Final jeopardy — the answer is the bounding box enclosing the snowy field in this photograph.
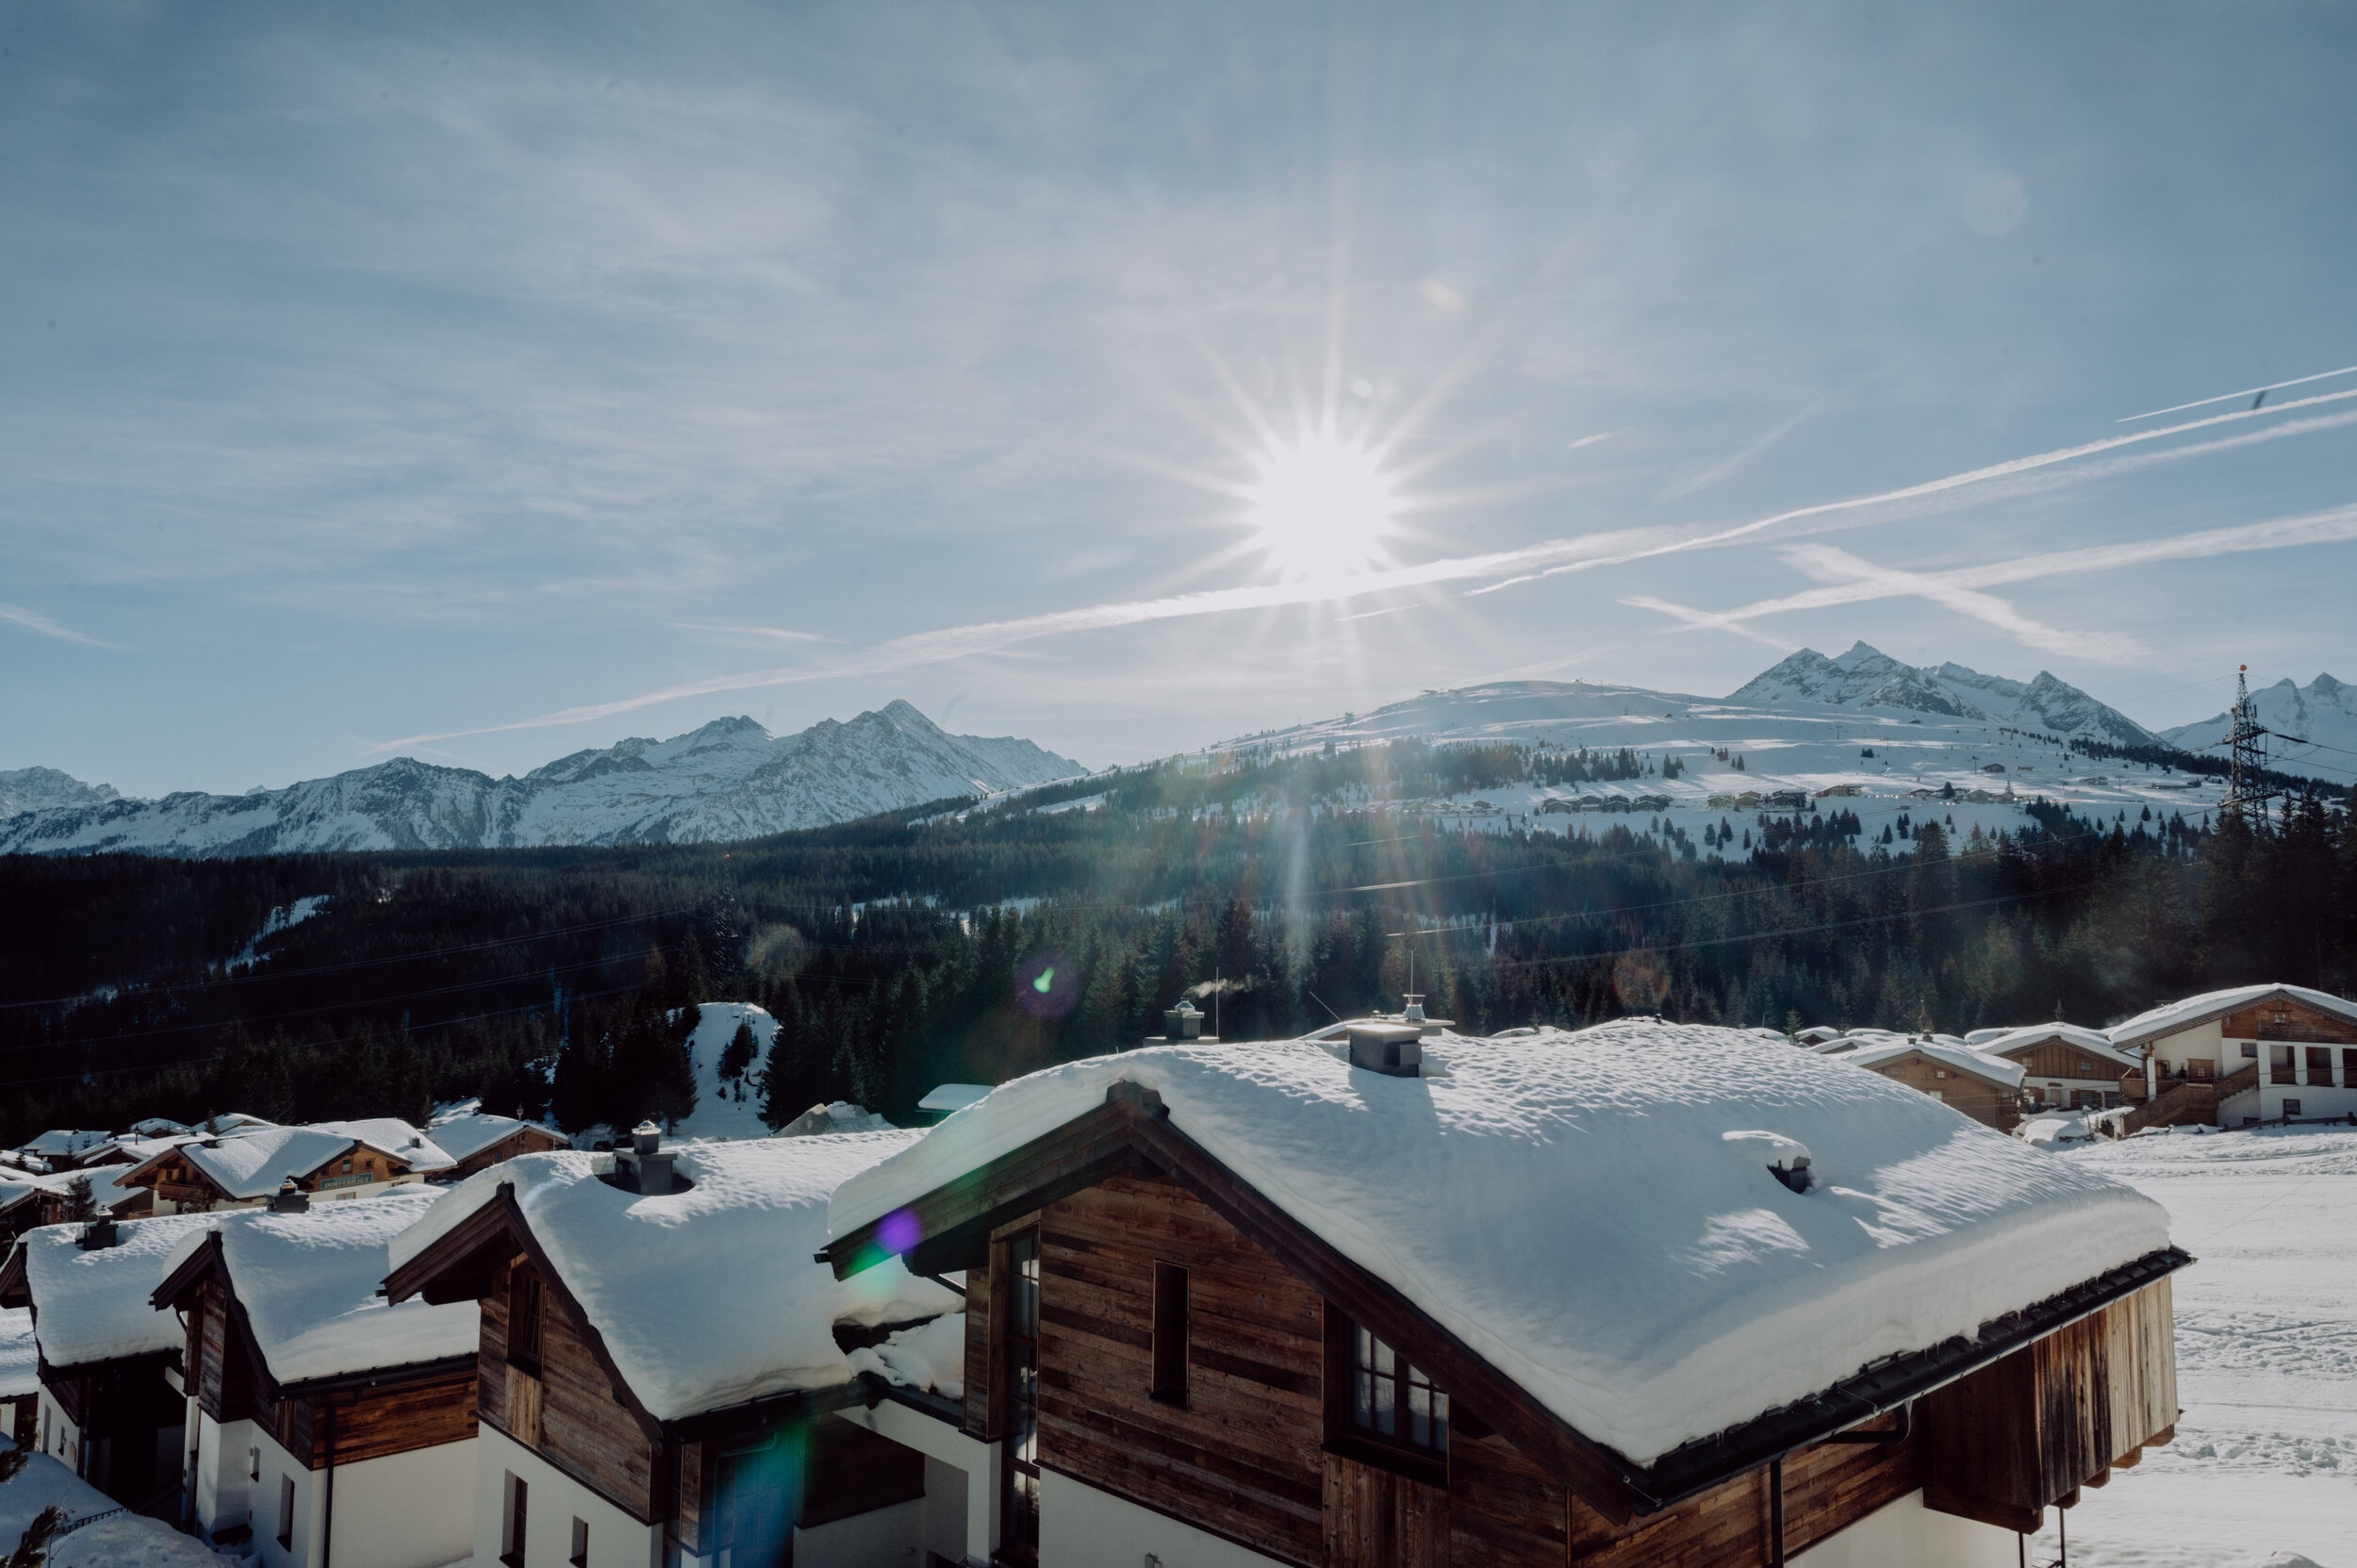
[2026,1126,2357,1567]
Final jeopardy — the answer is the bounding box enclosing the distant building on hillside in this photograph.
[115,1122,453,1214]
[423,1112,569,1178]
[1823,1032,2027,1130]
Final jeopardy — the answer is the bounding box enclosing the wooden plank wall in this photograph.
[481,1256,657,1519]
[301,1369,479,1467]
[1568,1425,1917,1568]
[2235,1001,2357,1045]
[1445,1431,1569,1565]
[1323,1452,1447,1568]
[963,1253,993,1440]
[1920,1279,2177,1527]
[1036,1175,1327,1566]
[2010,1042,2120,1081]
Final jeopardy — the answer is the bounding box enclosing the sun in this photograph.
[1243,430,1402,581]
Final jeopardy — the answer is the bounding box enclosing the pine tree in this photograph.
[718,1020,757,1086]
[62,1173,95,1223]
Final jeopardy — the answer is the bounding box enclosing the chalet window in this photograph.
[2243,1042,2259,1058]
[569,1517,587,1568]
[340,1159,353,1174]
[1000,1228,1042,1565]
[1327,1310,1448,1477]
[248,1446,259,1481]
[508,1267,545,1376]
[1150,1261,1189,1405]
[2285,1099,2303,1118]
[278,1474,296,1549]
[501,1472,528,1567]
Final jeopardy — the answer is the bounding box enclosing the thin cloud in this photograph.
[365,393,2357,754]
[1659,409,1806,501]
[678,623,825,643]
[0,602,120,649]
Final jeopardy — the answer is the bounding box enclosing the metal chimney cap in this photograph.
[632,1121,662,1155]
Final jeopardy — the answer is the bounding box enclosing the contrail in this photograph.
[0,603,121,649]
[369,387,2357,754]
[1629,502,2357,637]
[1468,381,2357,597]
[2116,361,2357,423]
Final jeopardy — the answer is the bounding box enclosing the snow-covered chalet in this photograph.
[823,1020,2187,1568]
[150,1184,482,1568]
[382,1128,965,1568]
[1971,1024,2144,1113]
[2112,982,2357,1129]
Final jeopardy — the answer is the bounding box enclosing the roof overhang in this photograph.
[821,1081,2192,1523]
[2112,985,2357,1050]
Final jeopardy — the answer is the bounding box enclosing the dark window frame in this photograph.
[276,1473,296,1550]
[1150,1261,1189,1406]
[501,1471,528,1568]
[997,1227,1042,1566]
[507,1266,544,1378]
[1321,1306,1449,1487]
[569,1516,587,1568]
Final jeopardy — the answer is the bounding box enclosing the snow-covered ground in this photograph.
[0,1451,224,1567]
[664,1001,781,1144]
[2028,1126,2357,1566]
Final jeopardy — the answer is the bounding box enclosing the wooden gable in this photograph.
[2225,996,2357,1046]
[829,1080,2186,1560]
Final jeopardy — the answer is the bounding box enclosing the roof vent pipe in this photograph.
[268,1178,309,1214]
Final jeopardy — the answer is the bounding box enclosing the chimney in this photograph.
[1162,1000,1204,1042]
[268,1177,309,1214]
[610,1120,681,1196]
[1346,1022,1423,1079]
[76,1217,118,1250]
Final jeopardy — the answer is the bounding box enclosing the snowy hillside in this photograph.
[0,765,118,818]
[0,701,1082,857]
[666,1001,782,1144]
[1189,648,2239,862]
[2161,672,2357,781]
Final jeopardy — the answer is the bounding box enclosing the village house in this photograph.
[0,1208,220,1510]
[823,1021,2183,1568]
[12,1130,114,1173]
[150,1183,481,1568]
[2,1304,35,1449]
[1814,1031,2026,1131]
[382,1128,966,1568]
[117,1121,453,1215]
[421,1112,570,1179]
[2111,982,2357,1128]
[1970,1024,2145,1112]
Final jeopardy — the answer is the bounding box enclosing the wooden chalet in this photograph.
[150,1183,481,1568]
[119,1122,450,1215]
[0,1209,219,1510]
[382,1128,967,1568]
[1971,1025,2143,1113]
[1820,1033,2025,1131]
[822,1021,2185,1568]
[421,1113,570,1179]
[2111,983,2357,1129]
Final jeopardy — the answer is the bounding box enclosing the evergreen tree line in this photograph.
[3,737,2352,1143]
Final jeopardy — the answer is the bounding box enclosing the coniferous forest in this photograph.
[3,738,2353,1146]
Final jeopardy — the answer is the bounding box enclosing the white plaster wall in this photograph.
[37,1387,82,1472]
[192,1411,263,1541]
[838,1399,996,1562]
[1792,1488,2019,1568]
[795,1496,924,1566]
[474,1420,662,1568]
[2259,1081,2357,1121]
[2151,1021,2225,1074]
[1038,1468,1287,1568]
[325,1436,478,1568]
[920,1455,969,1564]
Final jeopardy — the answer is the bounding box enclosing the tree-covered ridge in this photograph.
[1,738,2351,1145]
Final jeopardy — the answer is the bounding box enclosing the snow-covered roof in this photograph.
[20,1212,221,1366]
[831,1023,2166,1466]
[160,1186,476,1386]
[1976,1024,2142,1074]
[311,1118,455,1172]
[125,1117,191,1139]
[0,1304,36,1397]
[779,1101,893,1137]
[2107,983,2357,1050]
[421,1112,552,1164]
[1838,1037,2028,1088]
[916,1083,992,1114]
[388,1134,959,1424]
[19,1131,108,1159]
[179,1127,359,1199]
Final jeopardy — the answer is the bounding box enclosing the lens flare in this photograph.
[1243,430,1401,580]
[878,1209,922,1255]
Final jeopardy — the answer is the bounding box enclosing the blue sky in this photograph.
[5,2,2354,797]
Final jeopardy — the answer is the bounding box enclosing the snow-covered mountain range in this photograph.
[0,701,1081,857]
[1728,643,2157,746]
[2160,673,2357,776]
[0,766,120,818]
